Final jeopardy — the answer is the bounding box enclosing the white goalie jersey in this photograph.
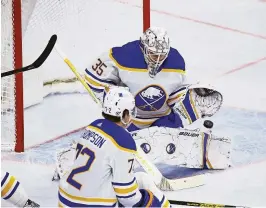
[85,40,187,129]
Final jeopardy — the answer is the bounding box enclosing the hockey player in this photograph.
[82,26,231,170]
[54,27,229,178]
[1,170,40,207]
[84,26,222,132]
[58,87,170,207]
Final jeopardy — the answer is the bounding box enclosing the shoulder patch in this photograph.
[89,119,136,153]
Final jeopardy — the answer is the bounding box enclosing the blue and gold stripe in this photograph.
[1,172,9,186]
[84,69,116,93]
[87,125,136,153]
[131,108,171,129]
[85,69,116,86]
[1,172,20,200]
[168,87,187,106]
[132,117,157,127]
[160,195,171,208]
[58,187,117,207]
[112,177,138,198]
[109,48,186,74]
[179,90,200,124]
[202,133,213,169]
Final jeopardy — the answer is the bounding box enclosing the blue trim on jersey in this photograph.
[117,192,136,199]
[203,133,208,169]
[85,69,116,85]
[182,92,197,122]
[90,119,136,152]
[112,41,147,69]
[58,193,117,207]
[112,177,136,186]
[3,181,19,200]
[164,47,186,71]
[169,86,187,97]
[135,115,160,119]
[111,40,186,72]
[169,103,175,108]
[87,83,104,93]
[1,172,9,186]
[160,195,165,204]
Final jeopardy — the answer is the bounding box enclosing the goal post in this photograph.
[143,0,150,31]
[1,0,150,152]
[13,0,24,152]
[1,0,24,152]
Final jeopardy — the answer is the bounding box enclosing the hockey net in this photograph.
[1,0,150,152]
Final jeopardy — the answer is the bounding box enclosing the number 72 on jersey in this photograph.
[67,143,134,189]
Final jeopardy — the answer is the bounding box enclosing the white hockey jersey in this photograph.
[58,119,142,207]
[85,40,187,129]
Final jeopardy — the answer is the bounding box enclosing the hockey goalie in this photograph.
[53,26,231,182]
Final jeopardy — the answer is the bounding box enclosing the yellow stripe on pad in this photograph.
[189,90,199,119]
[181,103,192,124]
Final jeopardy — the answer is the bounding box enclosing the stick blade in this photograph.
[32,34,57,68]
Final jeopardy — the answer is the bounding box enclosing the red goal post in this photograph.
[1,0,151,152]
[1,0,24,152]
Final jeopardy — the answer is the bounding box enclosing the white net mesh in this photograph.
[1,0,17,151]
[1,0,143,151]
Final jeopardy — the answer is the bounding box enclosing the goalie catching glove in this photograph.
[172,84,223,127]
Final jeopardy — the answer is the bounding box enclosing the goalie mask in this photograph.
[102,86,136,125]
[140,27,170,78]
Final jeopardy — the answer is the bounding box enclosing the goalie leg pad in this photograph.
[132,127,231,169]
[205,134,231,169]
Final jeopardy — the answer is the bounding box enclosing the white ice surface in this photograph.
[2,0,266,207]
[165,161,266,207]
[1,159,266,207]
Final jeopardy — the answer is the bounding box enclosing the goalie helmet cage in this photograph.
[1,0,150,152]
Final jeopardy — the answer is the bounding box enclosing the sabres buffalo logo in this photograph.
[166,143,176,154]
[140,143,151,154]
[135,85,166,111]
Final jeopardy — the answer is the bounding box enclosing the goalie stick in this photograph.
[54,42,205,191]
[1,35,57,78]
